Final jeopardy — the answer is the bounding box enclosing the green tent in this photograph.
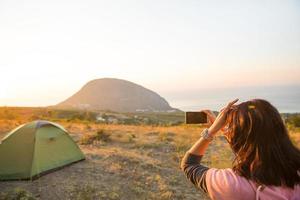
[0,120,85,180]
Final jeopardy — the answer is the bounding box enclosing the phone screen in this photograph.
[185,111,207,124]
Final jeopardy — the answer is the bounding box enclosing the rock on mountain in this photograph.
[56,78,177,112]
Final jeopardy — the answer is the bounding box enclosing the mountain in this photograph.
[56,78,178,112]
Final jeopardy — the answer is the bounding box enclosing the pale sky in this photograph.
[0,0,300,108]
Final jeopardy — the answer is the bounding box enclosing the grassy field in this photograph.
[0,108,299,200]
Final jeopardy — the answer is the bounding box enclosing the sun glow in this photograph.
[0,0,300,107]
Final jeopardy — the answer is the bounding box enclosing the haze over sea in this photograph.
[165,85,300,113]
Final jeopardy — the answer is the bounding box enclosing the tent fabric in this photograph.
[0,120,85,180]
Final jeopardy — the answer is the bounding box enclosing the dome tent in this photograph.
[0,120,85,180]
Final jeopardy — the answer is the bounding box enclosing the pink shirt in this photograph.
[206,168,300,200]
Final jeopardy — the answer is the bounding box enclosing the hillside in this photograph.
[56,78,177,113]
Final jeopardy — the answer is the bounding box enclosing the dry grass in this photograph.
[0,118,299,200]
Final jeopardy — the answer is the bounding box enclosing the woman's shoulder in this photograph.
[205,168,255,200]
[205,168,300,200]
[205,168,249,186]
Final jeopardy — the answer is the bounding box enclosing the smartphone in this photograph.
[185,111,207,124]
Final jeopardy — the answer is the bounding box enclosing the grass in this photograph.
[79,129,112,145]
[0,107,299,200]
[0,188,36,200]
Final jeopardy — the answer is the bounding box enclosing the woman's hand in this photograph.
[201,110,217,127]
[208,99,239,136]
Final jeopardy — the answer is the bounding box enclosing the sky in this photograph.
[0,0,300,110]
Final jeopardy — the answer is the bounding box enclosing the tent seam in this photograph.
[29,123,38,180]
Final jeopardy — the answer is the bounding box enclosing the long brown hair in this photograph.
[225,99,300,188]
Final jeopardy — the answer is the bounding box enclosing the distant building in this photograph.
[107,117,118,124]
[96,116,106,122]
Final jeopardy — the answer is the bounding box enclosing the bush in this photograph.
[286,114,300,127]
[79,130,111,145]
[96,130,111,142]
[127,134,136,143]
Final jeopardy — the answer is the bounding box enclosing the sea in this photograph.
[165,85,300,113]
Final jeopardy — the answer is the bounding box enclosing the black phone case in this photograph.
[185,112,207,124]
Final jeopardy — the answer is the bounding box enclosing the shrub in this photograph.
[288,115,300,127]
[127,134,136,143]
[96,130,111,142]
[79,129,111,145]
[285,114,300,127]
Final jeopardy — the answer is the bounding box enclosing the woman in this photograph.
[181,99,300,200]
